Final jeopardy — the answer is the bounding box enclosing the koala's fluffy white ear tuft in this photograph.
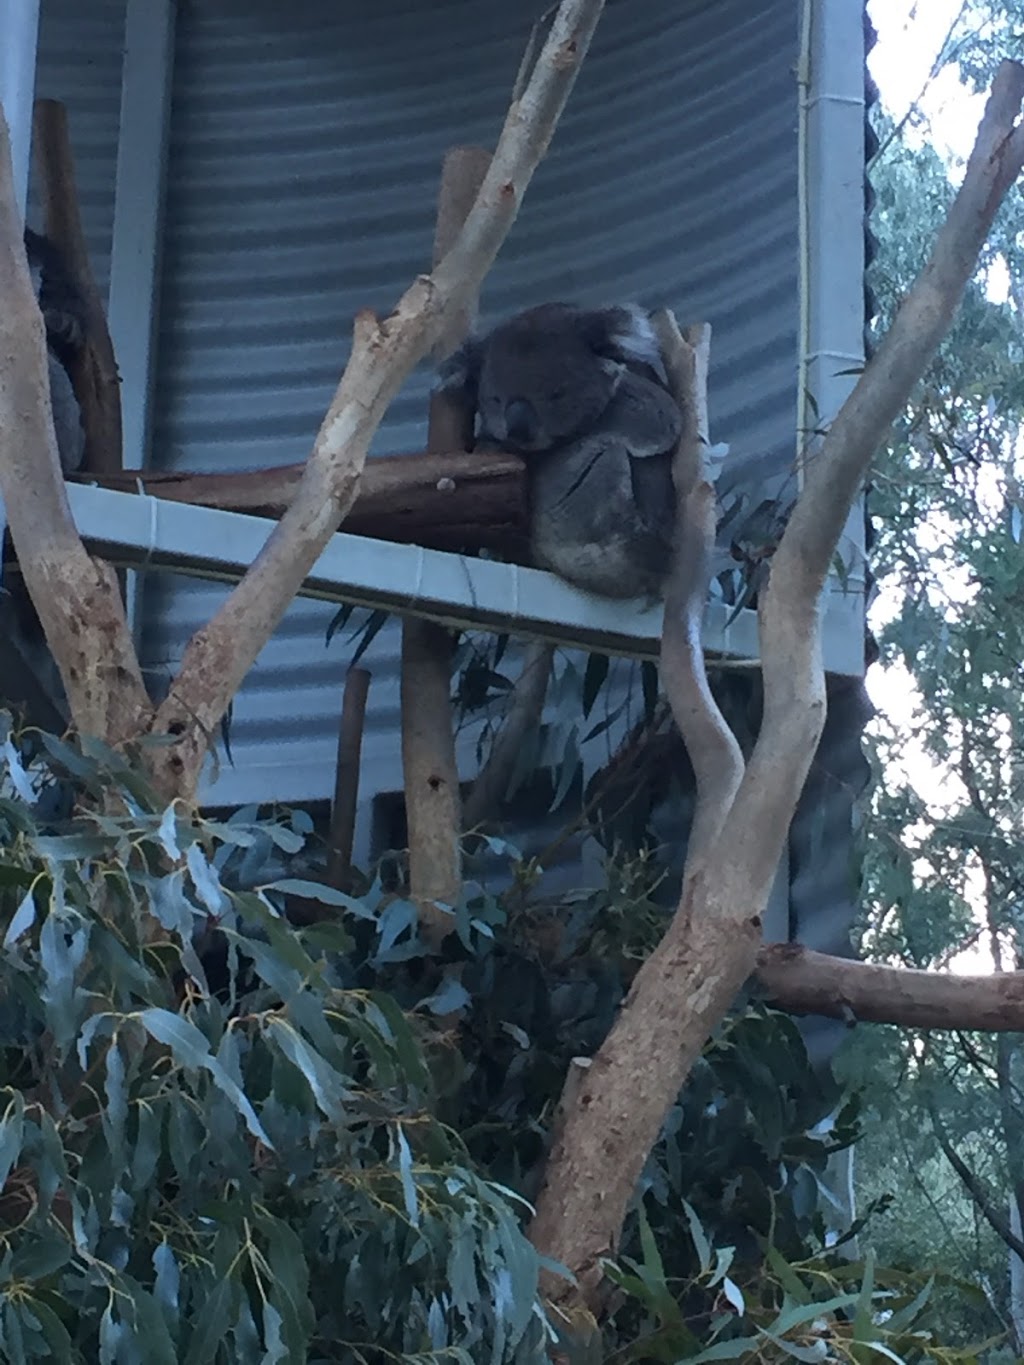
[599,305,668,384]
[436,337,481,395]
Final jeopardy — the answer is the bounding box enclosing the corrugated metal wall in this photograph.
[134,0,800,820]
[28,0,125,295]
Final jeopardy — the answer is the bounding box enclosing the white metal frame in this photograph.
[799,0,868,583]
[105,0,177,639]
[108,0,176,479]
[65,481,866,673]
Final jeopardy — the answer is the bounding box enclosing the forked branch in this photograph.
[529,59,1024,1322]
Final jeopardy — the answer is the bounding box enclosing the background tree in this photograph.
[837,3,1024,1351]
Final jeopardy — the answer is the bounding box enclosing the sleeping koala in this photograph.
[439,302,683,599]
[23,227,87,475]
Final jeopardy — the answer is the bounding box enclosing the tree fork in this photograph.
[527,60,1024,1319]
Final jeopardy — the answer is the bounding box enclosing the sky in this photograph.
[865,1,1002,970]
[864,0,983,742]
[868,0,986,162]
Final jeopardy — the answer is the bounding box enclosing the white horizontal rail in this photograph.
[66,483,865,675]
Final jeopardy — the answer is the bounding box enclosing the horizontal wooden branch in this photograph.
[72,449,529,555]
[756,943,1024,1031]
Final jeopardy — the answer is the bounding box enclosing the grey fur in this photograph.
[23,229,87,474]
[440,302,683,599]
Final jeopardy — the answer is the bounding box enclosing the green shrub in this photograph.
[0,717,988,1362]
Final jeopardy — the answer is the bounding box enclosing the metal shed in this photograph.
[3,0,869,904]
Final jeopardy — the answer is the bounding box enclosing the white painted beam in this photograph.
[66,482,865,675]
[106,0,177,642]
[800,0,868,574]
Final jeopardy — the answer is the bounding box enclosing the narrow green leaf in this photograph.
[582,653,609,719]
[682,1199,711,1273]
[395,1125,419,1228]
[265,1017,346,1122]
[138,1009,271,1148]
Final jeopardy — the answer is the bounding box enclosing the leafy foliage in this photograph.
[0,718,552,1363]
[842,24,1024,1350]
[0,721,977,1362]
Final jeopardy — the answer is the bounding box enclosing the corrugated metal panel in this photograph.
[28,0,126,299]
[140,0,801,816]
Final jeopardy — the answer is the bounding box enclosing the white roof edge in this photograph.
[67,483,865,676]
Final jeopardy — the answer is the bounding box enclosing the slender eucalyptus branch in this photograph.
[0,107,151,744]
[528,60,1024,1322]
[715,58,1024,940]
[926,1093,1024,1262]
[784,58,1024,589]
[654,313,743,862]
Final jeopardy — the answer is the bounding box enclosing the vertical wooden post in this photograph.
[326,665,371,891]
[400,146,491,942]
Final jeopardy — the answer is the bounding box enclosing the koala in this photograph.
[22,227,87,475]
[439,302,683,600]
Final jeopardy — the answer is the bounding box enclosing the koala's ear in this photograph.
[436,336,482,397]
[588,305,668,385]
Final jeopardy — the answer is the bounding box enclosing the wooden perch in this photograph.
[32,99,123,476]
[326,666,371,891]
[75,449,529,556]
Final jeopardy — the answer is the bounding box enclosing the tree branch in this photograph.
[654,314,743,860]
[528,318,756,1310]
[148,0,607,799]
[925,1093,1024,1262]
[755,944,1024,1031]
[784,58,1024,588]
[528,60,1024,1319]
[0,107,151,745]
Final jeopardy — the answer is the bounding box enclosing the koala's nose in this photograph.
[504,398,539,449]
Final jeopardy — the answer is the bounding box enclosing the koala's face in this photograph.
[475,306,621,454]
